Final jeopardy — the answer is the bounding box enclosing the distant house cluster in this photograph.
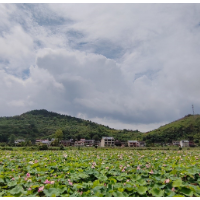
[172,140,195,147]
[14,137,195,148]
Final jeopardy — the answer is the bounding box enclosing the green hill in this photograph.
[143,114,200,144]
[0,109,142,143]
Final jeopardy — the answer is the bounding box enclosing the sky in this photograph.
[0,3,200,132]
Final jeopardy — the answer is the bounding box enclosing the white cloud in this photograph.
[0,4,200,132]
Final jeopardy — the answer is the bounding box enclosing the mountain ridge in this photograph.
[0,109,142,143]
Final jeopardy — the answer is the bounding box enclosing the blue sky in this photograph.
[0,3,200,132]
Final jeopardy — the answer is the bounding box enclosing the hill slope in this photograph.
[0,109,142,142]
[143,114,200,144]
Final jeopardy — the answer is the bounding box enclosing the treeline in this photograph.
[143,114,200,145]
[0,109,142,143]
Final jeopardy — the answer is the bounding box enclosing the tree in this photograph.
[9,134,15,145]
[55,129,63,144]
[26,140,32,146]
[92,134,100,141]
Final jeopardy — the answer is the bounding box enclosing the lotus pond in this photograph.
[1,149,200,197]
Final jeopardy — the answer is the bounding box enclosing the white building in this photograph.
[36,139,51,146]
[41,140,51,146]
[101,137,115,147]
[14,139,25,144]
[180,140,189,147]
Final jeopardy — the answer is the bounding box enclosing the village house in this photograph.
[189,141,195,147]
[35,139,51,146]
[138,141,146,147]
[172,141,180,146]
[180,140,189,147]
[100,137,115,147]
[41,140,51,146]
[84,140,95,146]
[127,140,140,147]
[94,140,101,146]
[115,140,122,146]
[74,140,85,147]
[14,139,25,145]
[60,139,74,146]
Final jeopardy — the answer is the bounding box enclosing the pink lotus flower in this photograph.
[126,179,130,182]
[122,169,125,172]
[172,187,175,192]
[69,182,73,186]
[149,169,154,174]
[51,181,55,184]
[91,165,95,169]
[28,187,32,191]
[105,167,109,169]
[165,179,170,183]
[38,186,44,192]
[44,179,51,184]
[24,177,27,181]
[26,173,31,177]
[11,177,15,180]
[35,160,38,163]
[137,166,141,170]
[12,169,14,171]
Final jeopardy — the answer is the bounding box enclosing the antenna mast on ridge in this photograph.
[192,104,194,115]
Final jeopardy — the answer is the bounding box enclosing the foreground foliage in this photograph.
[0,149,200,197]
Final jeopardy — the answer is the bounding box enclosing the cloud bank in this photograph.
[0,3,200,132]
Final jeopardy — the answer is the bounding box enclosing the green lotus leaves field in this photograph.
[0,149,200,197]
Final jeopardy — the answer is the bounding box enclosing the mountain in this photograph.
[143,114,200,144]
[0,109,142,142]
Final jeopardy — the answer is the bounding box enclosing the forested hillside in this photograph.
[0,109,142,143]
[143,114,200,145]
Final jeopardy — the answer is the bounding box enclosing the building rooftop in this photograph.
[102,137,114,139]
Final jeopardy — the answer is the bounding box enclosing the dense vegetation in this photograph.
[143,114,200,145]
[1,149,200,197]
[1,109,200,145]
[0,109,141,143]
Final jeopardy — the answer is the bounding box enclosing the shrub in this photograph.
[1,147,13,150]
[48,146,60,151]
[60,145,65,150]
[0,143,6,147]
[39,144,48,150]
[179,147,182,150]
